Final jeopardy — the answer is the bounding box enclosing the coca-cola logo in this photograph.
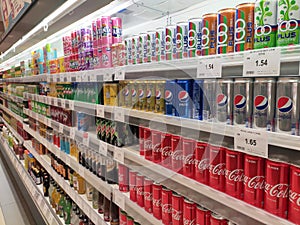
[144,140,152,150]
[144,192,153,201]
[172,150,184,160]
[244,175,265,190]
[183,218,195,225]
[225,169,244,182]
[136,187,144,196]
[183,154,196,165]
[210,163,226,176]
[153,198,161,207]
[289,190,300,206]
[195,158,210,171]
[162,146,171,157]
[265,183,289,198]
[153,143,162,153]
[162,204,172,213]
[172,208,182,221]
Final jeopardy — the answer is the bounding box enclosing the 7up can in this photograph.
[176,22,189,59]
[188,18,202,57]
[217,8,235,54]
[254,0,278,49]
[165,25,177,60]
[277,0,300,46]
[235,3,255,52]
[202,13,218,55]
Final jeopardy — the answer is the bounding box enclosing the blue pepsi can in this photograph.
[165,80,177,116]
[176,79,193,118]
[192,79,203,120]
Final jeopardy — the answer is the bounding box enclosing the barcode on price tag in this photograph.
[69,101,74,110]
[96,105,105,118]
[197,57,222,78]
[243,48,280,76]
[104,73,113,81]
[114,69,125,80]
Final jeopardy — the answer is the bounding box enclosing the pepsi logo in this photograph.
[277,96,293,113]
[178,91,189,102]
[165,90,173,102]
[234,95,246,109]
[139,89,144,98]
[131,89,137,97]
[146,90,152,98]
[217,94,228,107]
[254,95,268,111]
[156,90,161,100]
[124,88,130,97]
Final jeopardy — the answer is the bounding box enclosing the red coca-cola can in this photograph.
[136,174,144,207]
[127,216,134,225]
[210,213,228,225]
[144,128,152,161]
[288,164,300,224]
[172,193,184,225]
[225,149,244,199]
[209,143,226,191]
[129,171,137,202]
[183,138,196,179]
[152,130,162,163]
[139,126,145,156]
[196,205,211,225]
[171,135,183,174]
[161,133,172,169]
[118,164,129,192]
[264,159,289,218]
[144,178,153,213]
[183,199,196,225]
[195,140,210,185]
[243,154,265,208]
[119,210,127,225]
[152,183,162,220]
[162,187,172,225]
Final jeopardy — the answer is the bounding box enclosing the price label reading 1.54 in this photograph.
[255,59,268,67]
[197,57,222,78]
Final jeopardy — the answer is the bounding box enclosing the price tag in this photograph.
[59,124,64,133]
[113,189,125,209]
[60,74,65,82]
[76,73,82,82]
[114,69,125,81]
[82,132,89,146]
[70,128,75,139]
[67,75,72,82]
[69,101,74,110]
[61,99,66,108]
[82,73,89,82]
[90,74,97,82]
[243,48,280,76]
[234,128,268,158]
[96,105,105,118]
[99,141,108,156]
[113,147,124,164]
[103,73,113,82]
[53,98,58,106]
[197,57,222,78]
[114,107,125,122]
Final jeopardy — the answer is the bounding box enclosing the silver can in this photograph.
[253,77,276,131]
[165,25,177,60]
[156,27,166,61]
[188,17,202,57]
[147,30,156,62]
[202,79,217,121]
[216,79,233,124]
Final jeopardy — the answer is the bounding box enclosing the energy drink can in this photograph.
[155,80,165,114]
[235,3,255,52]
[146,81,156,112]
[165,25,177,60]
[176,22,189,59]
[156,27,166,61]
[216,79,233,124]
[202,13,218,55]
[217,8,235,54]
[254,0,278,49]
[188,18,202,57]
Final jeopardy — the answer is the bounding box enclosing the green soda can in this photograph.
[277,0,300,46]
[254,0,278,49]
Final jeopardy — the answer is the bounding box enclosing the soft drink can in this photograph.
[96,19,102,47]
[139,33,149,63]
[118,42,126,66]
[172,193,184,225]
[156,27,166,61]
[253,77,276,131]
[125,37,133,65]
[152,183,162,220]
[183,138,196,179]
[264,159,289,218]
[130,80,139,109]
[202,13,218,55]
[93,47,101,69]
[118,164,129,192]
[103,83,110,106]
[217,8,235,54]
[152,130,162,163]
[146,81,156,112]
[171,135,183,174]
[120,210,127,225]
[192,79,204,120]
[144,178,153,213]
[155,80,165,114]
[101,16,112,46]
[92,21,98,47]
[132,35,141,64]
[144,128,152,161]
[138,81,147,110]
[183,199,196,225]
[243,154,265,208]
[165,25,177,60]
[210,213,228,225]
[188,18,202,57]
[112,17,122,44]
[165,80,177,116]
[288,164,300,224]
[225,148,244,199]
[195,140,210,185]
[235,3,255,51]
[139,126,145,156]
[216,79,233,124]
[277,0,300,46]
[162,187,172,225]
[203,79,217,121]
[233,78,253,127]
[161,133,172,169]
[118,80,127,107]
[110,83,118,106]
[129,171,137,202]
[254,0,277,49]
[112,43,118,67]
[196,205,211,225]
[176,22,189,59]
[127,216,134,225]
[209,143,226,191]
[147,30,156,62]
[176,79,193,118]
[276,77,300,135]
[101,46,112,68]
[136,174,144,207]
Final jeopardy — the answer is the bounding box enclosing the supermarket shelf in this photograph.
[0,92,25,103]
[2,74,48,83]
[1,118,24,143]
[0,135,63,225]
[0,104,24,122]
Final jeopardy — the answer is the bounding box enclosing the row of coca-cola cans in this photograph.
[118,164,236,225]
[135,126,300,223]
